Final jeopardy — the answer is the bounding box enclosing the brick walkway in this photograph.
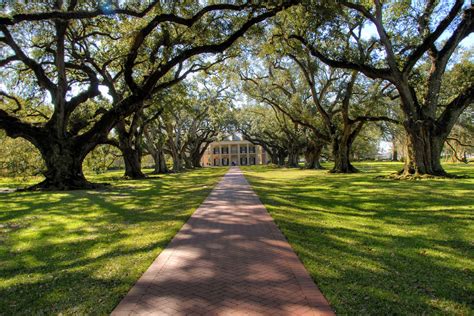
[112,167,333,316]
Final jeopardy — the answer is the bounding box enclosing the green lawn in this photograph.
[0,168,227,315]
[242,162,473,315]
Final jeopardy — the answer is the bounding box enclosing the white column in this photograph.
[237,144,240,165]
[248,144,251,164]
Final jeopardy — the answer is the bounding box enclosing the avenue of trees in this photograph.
[0,1,473,189]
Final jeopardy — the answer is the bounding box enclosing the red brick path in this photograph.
[112,167,333,316]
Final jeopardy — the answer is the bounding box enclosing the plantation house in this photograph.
[201,138,267,167]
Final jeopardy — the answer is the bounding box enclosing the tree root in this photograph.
[303,164,325,170]
[329,166,360,173]
[149,170,168,175]
[377,172,470,180]
[19,179,110,191]
[123,174,147,180]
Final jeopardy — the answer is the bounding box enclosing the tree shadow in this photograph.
[0,167,227,314]
[242,163,474,314]
[113,168,333,315]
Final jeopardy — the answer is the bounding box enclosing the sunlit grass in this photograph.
[242,162,473,315]
[0,167,227,315]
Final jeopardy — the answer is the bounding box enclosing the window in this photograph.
[213,147,220,154]
[241,157,247,165]
[249,157,256,165]
[221,147,229,154]
[240,146,247,154]
[222,158,229,166]
[249,146,256,153]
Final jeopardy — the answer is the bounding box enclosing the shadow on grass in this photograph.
[242,162,474,314]
[112,169,334,315]
[277,219,473,314]
[0,167,227,315]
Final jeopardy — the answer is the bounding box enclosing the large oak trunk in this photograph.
[392,148,398,161]
[152,149,168,174]
[171,153,183,172]
[402,121,446,176]
[287,149,299,168]
[269,153,279,164]
[185,142,204,169]
[123,146,146,179]
[304,143,324,169]
[191,143,209,168]
[192,154,202,168]
[277,153,286,166]
[33,139,94,190]
[330,136,358,173]
[184,157,194,169]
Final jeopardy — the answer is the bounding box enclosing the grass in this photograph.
[242,162,474,315]
[0,167,227,315]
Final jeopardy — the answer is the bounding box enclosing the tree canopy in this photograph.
[0,0,473,189]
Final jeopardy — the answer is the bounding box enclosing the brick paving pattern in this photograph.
[112,167,333,316]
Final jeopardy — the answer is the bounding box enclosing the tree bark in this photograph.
[190,148,204,168]
[192,155,202,168]
[172,157,183,172]
[170,151,183,172]
[269,153,278,164]
[330,134,358,173]
[304,143,324,169]
[287,148,299,167]
[31,138,96,190]
[117,137,146,179]
[143,123,168,174]
[391,144,398,161]
[401,120,446,176]
[184,156,194,169]
[123,146,146,179]
[184,143,205,169]
[192,142,211,168]
[151,149,168,174]
[277,154,286,166]
[114,111,147,179]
